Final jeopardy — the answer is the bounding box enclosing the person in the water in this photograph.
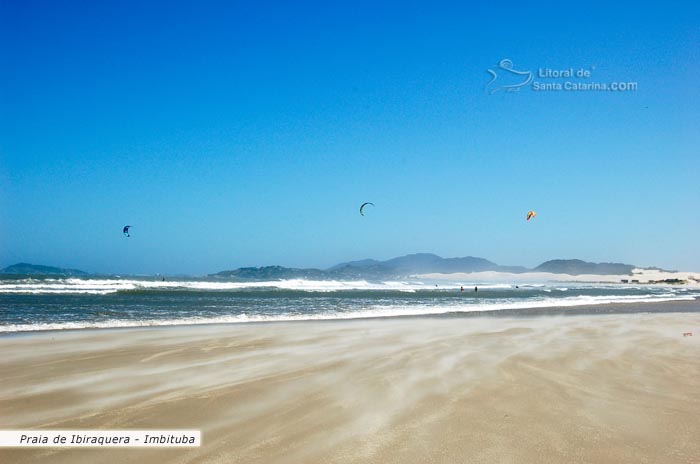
[474,286,478,292]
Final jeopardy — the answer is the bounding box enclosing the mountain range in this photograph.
[0,255,640,280]
[211,253,637,280]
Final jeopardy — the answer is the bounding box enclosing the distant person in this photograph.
[460,286,464,292]
[474,286,478,292]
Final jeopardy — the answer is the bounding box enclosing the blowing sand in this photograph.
[418,268,700,286]
[1,309,700,463]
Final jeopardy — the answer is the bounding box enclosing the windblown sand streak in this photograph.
[1,309,699,463]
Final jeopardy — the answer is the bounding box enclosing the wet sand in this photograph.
[2,306,700,463]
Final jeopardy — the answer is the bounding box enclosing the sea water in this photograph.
[1,276,698,332]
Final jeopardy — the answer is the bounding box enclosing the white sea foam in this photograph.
[1,293,695,333]
[0,278,436,294]
[0,278,619,295]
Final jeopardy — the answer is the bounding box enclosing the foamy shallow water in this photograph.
[1,277,698,332]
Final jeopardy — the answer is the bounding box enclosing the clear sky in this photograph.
[1,1,699,275]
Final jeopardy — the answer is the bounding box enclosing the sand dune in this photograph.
[418,268,700,286]
[1,309,700,463]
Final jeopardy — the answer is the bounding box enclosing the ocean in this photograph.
[1,276,699,333]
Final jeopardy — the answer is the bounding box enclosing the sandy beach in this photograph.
[2,304,700,464]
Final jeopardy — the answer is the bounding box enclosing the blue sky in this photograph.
[1,1,699,275]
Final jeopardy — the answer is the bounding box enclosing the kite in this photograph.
[123,225,132,237]
[360,202,374,216]
[526,211,536,221]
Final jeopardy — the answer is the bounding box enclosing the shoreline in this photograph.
[2,298,699,337]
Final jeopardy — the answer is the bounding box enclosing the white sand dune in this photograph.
[418,268,700,286]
